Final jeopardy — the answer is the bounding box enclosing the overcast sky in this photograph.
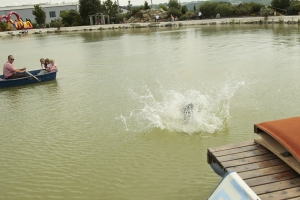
[0,0,190,7]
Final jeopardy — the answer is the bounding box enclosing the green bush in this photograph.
[181,5,188,14]
[260,6,272,17]
[51,19,63,28]
[167,8,182,18]
[215,3,235,17]
[0,21,7,31]
[239,7,250,15]
[180,14,189,20]
[144,1,150,10]
[168,0,181,10]
[186,11,196,19]
[31,22,37,28]
[231,2,263,16]
[60,10,83,27]
[249,2,264,12]
[199,2,218,18]
[131,6,144,17]
[115,13,127,23]
[175,1,268,18]
[239,3,252,14]
[294,3,300,12]
[179,11,195,20]
[271,0,289,10]
[158,4,168,11]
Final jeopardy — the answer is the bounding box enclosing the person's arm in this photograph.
[45,64,51,71]
[52,64,58,71]
[15,67,26,73]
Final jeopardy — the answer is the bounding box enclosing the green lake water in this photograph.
[1,24,300,199]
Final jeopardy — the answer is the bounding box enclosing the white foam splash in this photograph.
[119,81,244,134]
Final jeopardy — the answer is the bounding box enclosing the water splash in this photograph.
[119,81,244,134]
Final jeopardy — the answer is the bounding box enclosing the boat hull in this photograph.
[0,70,57,88]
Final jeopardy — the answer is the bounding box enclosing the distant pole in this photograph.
[151,0,154,9]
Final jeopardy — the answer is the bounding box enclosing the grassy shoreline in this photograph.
[1,15,300,38]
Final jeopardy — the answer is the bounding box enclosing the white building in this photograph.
[0,2,78,23]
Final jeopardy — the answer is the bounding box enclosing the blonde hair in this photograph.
[40,58,44,67]
[49,59,55,65]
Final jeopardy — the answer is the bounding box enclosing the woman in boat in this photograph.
[40,58,45,68]
[46,59,58,72]
[40,58,50,70]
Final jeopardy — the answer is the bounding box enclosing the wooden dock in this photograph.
[207,140,300,199]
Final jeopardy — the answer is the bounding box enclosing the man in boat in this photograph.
[3,55,27,79]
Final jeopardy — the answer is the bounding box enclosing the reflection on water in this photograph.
[1,24,300,199]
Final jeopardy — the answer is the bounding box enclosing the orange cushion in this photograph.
[255,116,300,162]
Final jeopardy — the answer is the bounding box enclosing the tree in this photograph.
[181,5,188,14]
[168,0,181,10]
[144,1,150,10]
[215,3,235,17]
[32,5,46,26]
[60,10,83,26]
[129,6,144,16]
[271,0,289,10]
[294,3,300,12]
[168,0,182,17]
[193,4,196,11]
[103,0,119,19]
[158,3,168,11]
[199,2,218,18]
[249,2,264,13]
[79,0,102,25]
[127,0,133,15]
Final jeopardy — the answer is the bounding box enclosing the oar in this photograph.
[26,71,41,82]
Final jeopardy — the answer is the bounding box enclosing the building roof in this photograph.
[0,2,77,11]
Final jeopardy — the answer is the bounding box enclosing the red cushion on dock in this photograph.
[255,116,300,162]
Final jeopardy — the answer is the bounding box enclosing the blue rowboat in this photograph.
[0,70,57,88]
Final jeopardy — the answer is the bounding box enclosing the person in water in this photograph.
[3,55,27,79]
[183,103,194,122]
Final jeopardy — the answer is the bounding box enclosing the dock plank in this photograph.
[239,164,292,180]
[251,177,300,195]
[227,158,285,172]
[221,153,278,168]
[258,187,300,199]
[245,170,299,187]
[218,148,271,162]
[213,144,265,157]
[209,140,255,152]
